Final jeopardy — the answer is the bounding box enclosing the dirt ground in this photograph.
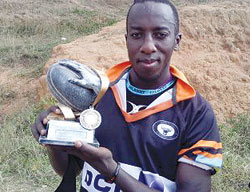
[38,0,250,122]
[0,0,249,191]
[1,0,249,121]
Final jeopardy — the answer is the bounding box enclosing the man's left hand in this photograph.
[66,141,117,179]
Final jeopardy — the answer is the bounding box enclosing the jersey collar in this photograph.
[107,61,196,103]
[107,61,196,122]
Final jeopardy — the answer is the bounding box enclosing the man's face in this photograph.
[126,2,181,88]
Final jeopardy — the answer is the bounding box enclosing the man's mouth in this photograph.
[137,59,160,64]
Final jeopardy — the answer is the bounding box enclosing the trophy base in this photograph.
[39,137,100,147]
[39,120,99,147]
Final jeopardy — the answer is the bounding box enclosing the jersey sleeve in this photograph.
[177,93,222,173]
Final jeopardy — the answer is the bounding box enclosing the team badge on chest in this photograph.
[152,120,179,140]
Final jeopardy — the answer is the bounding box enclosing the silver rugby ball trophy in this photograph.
[39,59,109,147]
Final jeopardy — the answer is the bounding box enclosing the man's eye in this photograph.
[154,32,169,39]
[131,33,142,39]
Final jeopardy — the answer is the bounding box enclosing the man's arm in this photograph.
[115,167,160,192]
[176,162,211,192]
[31,106,160,192]
[72,141,212,192]
[70,141,161,192]
[31,108,211,191]
[46,146,70,176]
[30,106,82,176]
[116,161,212,192]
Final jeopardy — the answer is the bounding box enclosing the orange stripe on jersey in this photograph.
[192,150,223,159]
[123,101,174,123]
[183,155,193,161]
[111,85,174,122]
[178,140,222,156]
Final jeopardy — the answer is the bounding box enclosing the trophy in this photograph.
[39,59,109,147]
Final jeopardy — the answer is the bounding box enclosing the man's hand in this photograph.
[30,106,72,176]
[66,141,117,179]
[30,106,62,141]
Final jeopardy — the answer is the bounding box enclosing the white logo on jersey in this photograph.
[152,120,179,140]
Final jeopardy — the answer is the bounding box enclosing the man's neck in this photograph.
[128,69,171,89]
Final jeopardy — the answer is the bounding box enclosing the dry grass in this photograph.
[0,0,126,74]
[0,0,121,115]
[0,0,125,190]
[0,104,60,191]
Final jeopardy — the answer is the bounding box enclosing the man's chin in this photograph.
[136,73,163,85]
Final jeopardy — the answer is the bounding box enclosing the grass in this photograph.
[1,105,249,191]
[0,0,120,190]
[0,103,60,191]
[212,114,250,192]
[0,1,117,78]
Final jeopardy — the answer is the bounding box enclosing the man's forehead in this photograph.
[128,2,176,29]
[129,21,176,30]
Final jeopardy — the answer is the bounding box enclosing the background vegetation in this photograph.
[0,0,249,191]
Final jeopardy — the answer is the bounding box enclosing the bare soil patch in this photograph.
[38,0,250,122]
[0,66,38,116]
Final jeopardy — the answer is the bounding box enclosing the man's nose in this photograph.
[140,35,157,54]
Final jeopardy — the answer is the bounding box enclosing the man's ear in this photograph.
[174,32,182,51]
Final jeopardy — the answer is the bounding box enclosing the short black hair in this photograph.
[126,0,179,35]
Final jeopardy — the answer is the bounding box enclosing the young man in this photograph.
[31,0,222,191]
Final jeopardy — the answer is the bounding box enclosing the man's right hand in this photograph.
[30,106,62,142]
[30,106,72,176]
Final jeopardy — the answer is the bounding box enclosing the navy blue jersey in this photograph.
[80,61,222,192]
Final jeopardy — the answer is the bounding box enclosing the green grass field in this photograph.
[0,1,120,190]
[0,0,249,191]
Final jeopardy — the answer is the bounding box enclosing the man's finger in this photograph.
[75,141,83,148]
[43,117,49,125]
[49,106,62,115]
[33,106,60,135]
[30,124,40,141]
[74,141,98,155]
[35,118,47,136]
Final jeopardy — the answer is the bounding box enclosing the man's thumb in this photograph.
[75,141,83,148]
